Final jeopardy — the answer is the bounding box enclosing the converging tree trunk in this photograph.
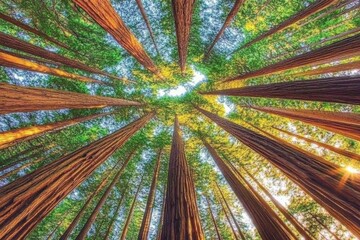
[156,185,167,240]
[0,83,141,114]
[217,195,240,240]
[224,34,360,82]
[196,107,360,238]
[138,149,163,240]
[293,60,360,77]
[0,112,154,239]
[160,116,204,239]
[73,0,159,74]
[250,106,360,141]
[205,196,223,240]
[172,0,196,72]
[202,139,295,240]
[204,75,360,105]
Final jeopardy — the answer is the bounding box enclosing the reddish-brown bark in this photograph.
[172,0,196,72]
[0,112,154,239]
[0,83,141,114]
[224,34,360,82]
[203,139,295,240]
[251,106,360,141]
[73,0,158,74]
[197,107,360,238]
[205,196,223,240]
[293,61,360,77]
[205,75,360,105]
[160,116,204,239]
[138,149,162,240]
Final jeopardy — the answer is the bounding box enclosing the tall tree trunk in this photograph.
[0,49,65,67]
[224,34,360,82]
[239,0,337,50]
[172,0,196,72]
[156,185,167,240]
[309,212,342,240]
[217,195,240,240]
[293,60,360,77]
[73,0,159,75]
[138,149,163,240]
[120,175,145,240]
[0,12,70,50]
[0,112,154,239]
[196,107,360,238]
[135,0,160,56]
[273,127,360,161]
[0,112,111,150]
[202,139,295,240]
[205,75,360,105]
[0,32,124,81]
[250,105,360,141]
[0,83,141,114]
[160,116,204,239]
[205,195,223,240]
[204,0,245,59]
[75,149,137,240]
[0,51,104,85]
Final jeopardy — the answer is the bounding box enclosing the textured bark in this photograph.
[197,107,360,238]
[160,116,204,240]
[0,51,104,84]
[138,149,163,240]
[239,0,337,50]
[135,0,160,56]
[0,113,154,239]
[204,0,245,59]
[76,149,137,240]
[205,196,223,240]
[0,83,141,114]
[202,139,295,240]
[120,175,145,240]
[251,106,360,141]
[172,0,196,72]
[0,49,64,67]
[73,0,158,74]
[224,34,360,82]
[273,127,360,161]
[0,112,111,150]
[205,75,360,105]
[0,12,70,50]
[0,32,123,81]
[293,60,360,77]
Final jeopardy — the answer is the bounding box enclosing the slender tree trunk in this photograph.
[239,0,337,50]
[250,105,360,141]
[217,196,240,240]
[0,112,154,239]
[0,49,64,67]
[273,127,360,161]
[156,185,167,240]
[309,213,342,240]
[76,149,137,240]
[0,83,141,114]
[0,12,70,50]
[204,0,245,59]
[202,139,295,240]
[120,175,145,240]
[205,196,223,240]
[135,0,160,56]
[0,112,111,150]
[73,0,158,75]
[138,149,163,240]
[293,60,360,77]
[0,51,104,84]
[160,116,204,239]
[224,34,360,82]
[205,75,360,105]
[196,107,360,238]
[172,0,196,72]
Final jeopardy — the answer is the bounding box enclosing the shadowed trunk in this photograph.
[293,61,360,77]
[204,0,245,59]
[205,196,223,240]
[172,0,196,72]
[160,116,204,239]
[0,83,141,114]
[73,0,158,74]
[138,149,163,240]
[205,75,360,105]
[0,112,111,150]
[250,106,360,141]
[202,139,295,240]
[0,113,154,239]
[196,107,360,238]
[224,34,360,82]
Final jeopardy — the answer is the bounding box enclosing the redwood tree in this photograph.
[0,112,154,239]
[293,60,360,77]
[205,196,223,240]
